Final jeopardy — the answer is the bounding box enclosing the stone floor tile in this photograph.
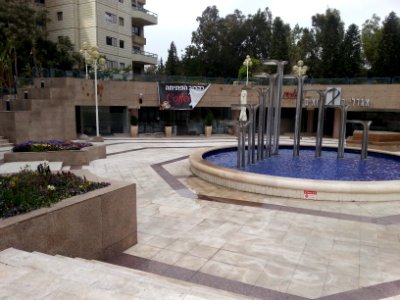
[199,260,234,278]
[188,245,219,259]
[174,254,208,271]
[151,249,184,265]
[124,244,162,259]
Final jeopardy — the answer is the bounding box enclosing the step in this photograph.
[0,249,246,299]
[0,143,13,147]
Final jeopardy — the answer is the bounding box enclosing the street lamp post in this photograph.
[79,42,89,80]
[243,55,252,86]
[80,44,106,138]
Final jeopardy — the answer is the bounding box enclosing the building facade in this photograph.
[40,0,157,73]
[1,78,400,143]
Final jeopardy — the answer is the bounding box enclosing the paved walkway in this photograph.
[79,136,400,299]
[2,135,400,299]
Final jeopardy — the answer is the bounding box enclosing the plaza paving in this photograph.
[2,135,400,299]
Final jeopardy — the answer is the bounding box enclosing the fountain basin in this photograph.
[190,146,400,201]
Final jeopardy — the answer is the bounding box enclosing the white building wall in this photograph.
[43,0,156,70]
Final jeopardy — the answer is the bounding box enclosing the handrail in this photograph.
[132,49,158,59]
[132,6,158,18]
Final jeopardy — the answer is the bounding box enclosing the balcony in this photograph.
[132,49,158,65]
[132,7,157,26]
[132,34,146,45]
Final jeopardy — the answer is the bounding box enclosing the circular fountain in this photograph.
[190,60,400,202]
[190,146,400,202]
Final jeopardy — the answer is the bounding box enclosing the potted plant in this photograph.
[204,110,214,137]
[130,115,139,137]
[164,110,173,137]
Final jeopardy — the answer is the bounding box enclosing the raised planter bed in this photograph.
[4,145,106,166]
[0,181,137,260]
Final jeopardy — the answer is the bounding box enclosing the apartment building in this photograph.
[40,0,157,73]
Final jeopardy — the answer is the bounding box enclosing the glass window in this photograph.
[57,11,63,21]
[105,12,117,24]
[107,60,118,69]
[106,36,118,47]
[119,17,124,26]
[119,40,125,48]
[132,25,140,35]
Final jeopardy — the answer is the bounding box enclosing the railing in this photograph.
[131,6,158,18]
[132,49,158,59]
[9,69,400,87]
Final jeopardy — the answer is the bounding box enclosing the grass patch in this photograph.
[0,162,109,219]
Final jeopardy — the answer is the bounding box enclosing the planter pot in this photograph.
[165,126,172,137]
[0,180,137,260]
[205,126,212,137]
[130,125,138,137]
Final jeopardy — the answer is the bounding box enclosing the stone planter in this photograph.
[130,125,138,137]
[205,126,212,137]
[4,145,106,166]
[165,126,172,137]
[0,181,137,260]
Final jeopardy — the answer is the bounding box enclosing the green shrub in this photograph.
[205,110,214,126]
[130,115,138,126]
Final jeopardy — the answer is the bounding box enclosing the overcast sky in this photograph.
[144,0,399,62]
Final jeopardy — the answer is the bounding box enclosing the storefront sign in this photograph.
[158,83,210,110]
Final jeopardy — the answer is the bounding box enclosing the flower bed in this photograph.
[12,140,93,152]
[0,162,109,219]
[4,141,106,166]
[0,169,137,259]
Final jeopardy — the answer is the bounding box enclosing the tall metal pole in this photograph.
[291,60,308,156]
[94,60,100,137]
[272,61,286,155]
[293,76,304,156]
[337,105,348,158]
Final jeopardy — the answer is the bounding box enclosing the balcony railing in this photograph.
[132,49,157,59]
[132,6,158,18]
[132,34,146,45]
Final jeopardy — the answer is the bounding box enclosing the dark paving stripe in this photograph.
[107,147,208,157]
[197,194,379,224]
[318,280,400,300]
[107,147,146,156]
[107,253,307,300]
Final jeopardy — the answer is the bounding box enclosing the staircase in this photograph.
[0,248,243,299]
[0,136,13,148]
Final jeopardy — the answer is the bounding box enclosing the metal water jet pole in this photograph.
[292,60,308,156]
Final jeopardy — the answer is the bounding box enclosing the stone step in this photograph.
[0,248,244,299]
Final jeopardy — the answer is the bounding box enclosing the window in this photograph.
[132,46,141,54]
[57,12,63,21]
[132,25,140,36]
[119,17,124,26]
[120,63,125,69]
[106,36,118,47]
[105,12,117,24]
[107,60,118,69]
[35,0,45,4]
[119,0,124,2]
[119,40,125,48]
